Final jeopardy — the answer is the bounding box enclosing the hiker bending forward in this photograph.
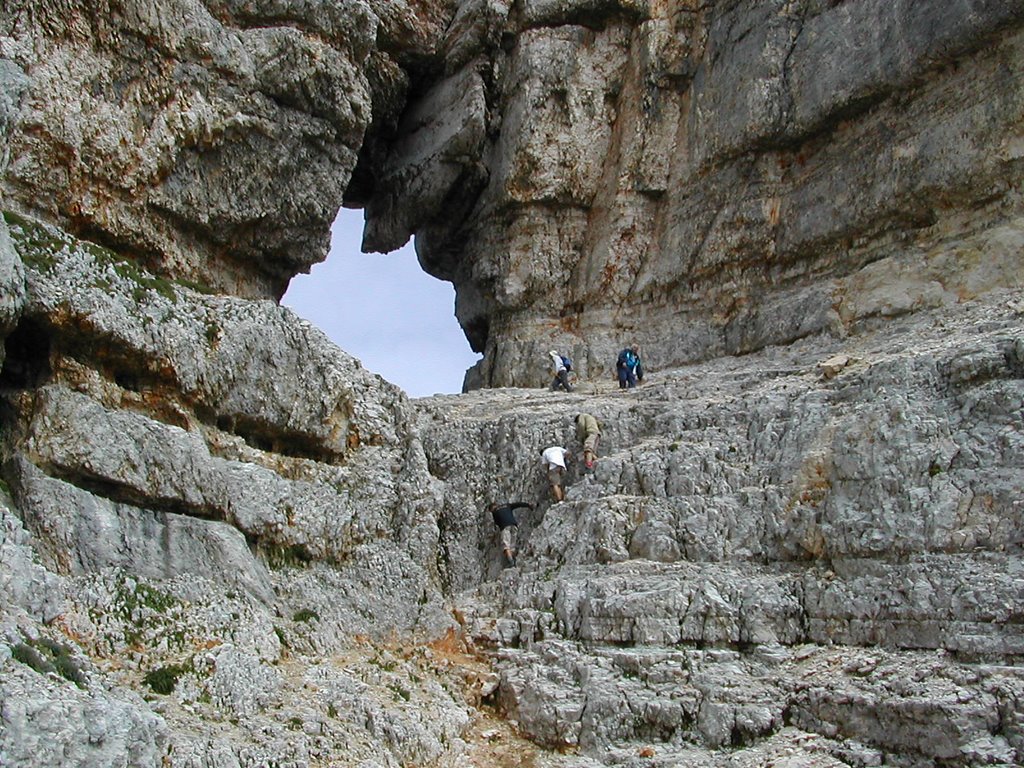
[575,413,601,469]
[541,445,570,501]
[490,502,532,567]
[548,350,572,392]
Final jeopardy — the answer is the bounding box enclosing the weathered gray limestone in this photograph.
[0,1,1022,765]
[0,211,1020,765]
[2,0,1021,386]
[360,0,1024,387]
[0,220,470,766]
[0,0,454,298]
[0,58,26,368]
[423,291,1024,764]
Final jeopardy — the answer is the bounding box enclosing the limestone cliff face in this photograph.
[358,0,1024,388]
[427,299,1024,761]
[0,0,454,299]
[0,1,1023,767]
[0,215,468,765]
[3,1,1021,382]
[2,212,1019,765]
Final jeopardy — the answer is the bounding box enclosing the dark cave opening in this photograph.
[0,318,52,391]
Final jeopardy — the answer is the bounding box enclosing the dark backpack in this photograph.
[561,355,573,372]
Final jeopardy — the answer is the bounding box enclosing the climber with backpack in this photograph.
[616,346,643,389]
[548,350,573,392]
[541,445,571,501]
[489,501,533,568]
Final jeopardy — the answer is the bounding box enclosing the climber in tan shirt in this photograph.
[575,413,600,469]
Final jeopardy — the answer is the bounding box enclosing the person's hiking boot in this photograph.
[503,549,517,568]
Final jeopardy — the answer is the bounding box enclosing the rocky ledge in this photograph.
[424,289,1024,765]
[0,0,1022,765]
[0,210,1021,765]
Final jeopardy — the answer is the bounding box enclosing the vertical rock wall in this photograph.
[0,213,467,766]
[0,3,486,764]
[359,0,1024,388]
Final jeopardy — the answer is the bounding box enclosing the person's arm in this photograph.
[510,502,533,511]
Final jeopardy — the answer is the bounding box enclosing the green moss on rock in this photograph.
[11,636,87,688]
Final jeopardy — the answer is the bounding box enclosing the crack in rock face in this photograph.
[0,0,1023,766]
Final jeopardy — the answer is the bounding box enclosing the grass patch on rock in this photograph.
[12,636,87,688]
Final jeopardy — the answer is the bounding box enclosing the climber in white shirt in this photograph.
[541,445,570,501]
[548,350,573,392]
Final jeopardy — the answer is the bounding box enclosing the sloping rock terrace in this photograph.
[0,0,1022,765]
[423,291,1024,764]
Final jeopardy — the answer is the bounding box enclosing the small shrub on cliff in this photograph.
[114,578,177,620]
[12,642,49,674]
[3,211,62,272]
[260,542,314,570]
[143,661,190,695]
[273,625,289,649]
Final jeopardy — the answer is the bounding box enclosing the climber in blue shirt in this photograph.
[616,346,643,388]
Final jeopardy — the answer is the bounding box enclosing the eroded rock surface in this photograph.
[0,0,454,298]
[423,292,1024,764]
[0,217,468,766]
[0,214,1021,766]
[0,1,1023,766]
[360,0,1024,387]
[3,1,1022,385]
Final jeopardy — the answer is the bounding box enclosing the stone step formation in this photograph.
[428,296,1024,765]
[0,211,1020,766]
[1,0,1023,759]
